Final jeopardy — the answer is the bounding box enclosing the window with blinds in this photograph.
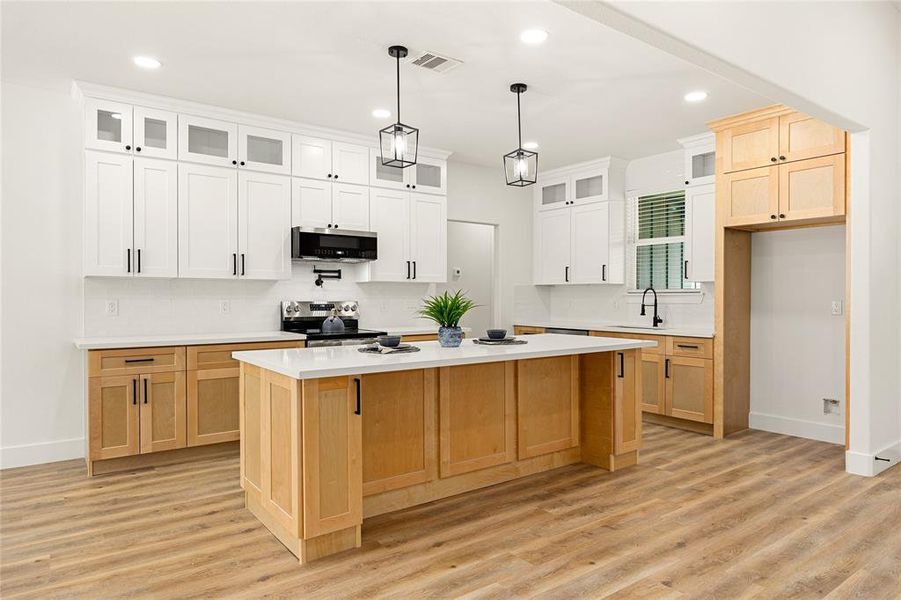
[629,190,698,291]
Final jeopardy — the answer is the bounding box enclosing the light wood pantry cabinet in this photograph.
[365,191,446,282]
[292,135,369,185]
[291,178,370,231]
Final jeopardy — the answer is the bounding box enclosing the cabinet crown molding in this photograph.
[706,103,794,132]
[677,132,715,148]
[538,155,627,182]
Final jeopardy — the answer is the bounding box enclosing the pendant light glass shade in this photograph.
[380,45,418,168]
[504,83,538,187]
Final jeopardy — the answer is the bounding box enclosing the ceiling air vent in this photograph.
[409,50,462,74]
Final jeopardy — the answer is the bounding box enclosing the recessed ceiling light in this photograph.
[133,56,162,69]
[522,141,539,150]
[519,29,548,45]
[371,108,391,119]
[684,90,708,103]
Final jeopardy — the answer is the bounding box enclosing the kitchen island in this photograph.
[234,333,655,564]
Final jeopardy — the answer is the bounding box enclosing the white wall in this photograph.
[0,81,532,468]
[439,221,496,335]
[750,226,846,444]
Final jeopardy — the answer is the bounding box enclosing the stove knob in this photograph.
[350,304,357,312]
[343,304,351,312]
[285,305,293,314]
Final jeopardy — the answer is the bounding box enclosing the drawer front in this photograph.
[187,341,304,370]
[88,346,185,377]
[591,331,664,356]
[666,336,713,359]
[401,334,438,343]
[513,326,545,336]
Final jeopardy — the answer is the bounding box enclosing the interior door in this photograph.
[178,114,237,167]
[720,117,780,172]
[133,106,177,160]
[665,356,713,423]
[720,166,779,227]
[292,178,332,229]
[535,207,571,284]
[367,189,410,281]
[569,202,610,283]
[178,163,239,278]
[84,98,133,154]
[331,183,370,231]
[778,113,845,164]
[331,142,369,185]
[778,154,845,223]
[88,375,140,460]
[409,193,447,282]
[84,151,134,276]
[292,135,332,180]
[238,125,291,175]
[133,158,178,278]
[684,183,715,282]
[238,171,291,280]
[139,371,187,454]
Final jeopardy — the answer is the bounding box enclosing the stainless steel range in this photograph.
[281,300,386,347]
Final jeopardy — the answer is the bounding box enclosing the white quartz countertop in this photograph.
[516,320,714,339]
[232,333,656,379]
[74,331,307,350]
[363,325,473,336]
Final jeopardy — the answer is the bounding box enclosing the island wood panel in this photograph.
[139,371,186,454]
[259,368,302,538]
[187,367,240,446]
[301,376,362,540]
[240,363,263,494]
[88,346,185,378]
[361,369,437,495]
[438,361,516,477]
[88,375,140,460]
[614,349,642,454]
[516,355,579,460]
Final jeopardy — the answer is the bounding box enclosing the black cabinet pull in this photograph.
[233,253,237,276]
[602,264,607,282]
[241,254,245,276]
[124,358,154,364]
[137,249,141,273]
[406,261,411,279]
[127,248,131,273]
[354,378,361,415]
[617,352,624,378]
[143,377,148,404]
[132,378,137,405]
[665,359,670,378]
[565,266,569,282]
[412,261,416,280]
[684,260,688,279]
[677,344,700,350]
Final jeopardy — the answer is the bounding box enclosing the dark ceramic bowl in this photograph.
[377,335,402,348]
[486,329,507,340]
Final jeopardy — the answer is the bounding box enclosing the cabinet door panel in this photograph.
[367,189,410,281]
[239,125,291,175]
[292,135,332,180]
[261,369,302,535]
[570,202,610,284]
[133,106,177,160]
[89,376,140,460]
[517,356,579,459]
[188,368,240,446]
[571,167,607,205]
[778,114,845,163]
[409,193,446,282]
[410,156,446,195]
[331,142,369,185]
[179,115,237,167]
[640,353,665,415]
[684,184,715,282]
[369,148,408,190]
[614,350,642,454]
[720,166,778,227]
[84,151,133,276]
[133,158,178,278]
[720,117,779,172]
[241,364,263,494]
[362,369,437,495]
[292,178,331,229]
[536,175,569,212]
[535,207,570,284]
[85,99,133,154]
[139,371,187,454]
[331,183,370,231]
[439,362,515,477]
[665,356,713,423]
[778,154,845,222]
[178,163,238,278]
[238,171,291,280]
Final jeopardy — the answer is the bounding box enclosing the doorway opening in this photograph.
[438,220,499,337]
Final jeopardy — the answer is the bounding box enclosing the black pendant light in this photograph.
[379,45,418,168]
[503,83,538,187]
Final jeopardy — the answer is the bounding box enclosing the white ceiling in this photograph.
[1,1,769,169]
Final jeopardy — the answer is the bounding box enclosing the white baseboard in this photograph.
[0,438,85,470]
[845,440,901,477]
[749,412,844,445]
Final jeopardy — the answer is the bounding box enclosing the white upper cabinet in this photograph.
[369,148,409,191]
[570,202,610,283]
[237,171,291,280]
[535,208,571,284]
[684,183,716,282]
[179,115,238,167]
[331,183,369,231]
[178,163,239,278]
[409,193,447,282]
[85,99,134,154]
[239,125,290,175]
[408,156,447,195]
[571,167,607,205]
[84,151,134,276]
[537,175,569,212]
[133,106,178,160]
[292,177,332,229]
[367,188,411,282]
[292,135,332,180]
[679,133,716,187]
[133,158,178,277]
[331,142,369,185]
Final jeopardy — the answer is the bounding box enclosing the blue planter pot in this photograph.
[438,326,463,348]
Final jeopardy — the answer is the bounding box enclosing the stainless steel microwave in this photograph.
[291,227,378,263]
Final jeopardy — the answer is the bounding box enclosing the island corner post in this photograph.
[238,345,644,564]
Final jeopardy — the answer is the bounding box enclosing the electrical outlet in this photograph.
[831,300,843,315]
[219,300,231,314]
[823,398,840,415]
[105,300,118,317]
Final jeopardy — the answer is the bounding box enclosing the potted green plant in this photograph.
[419,290,477,348]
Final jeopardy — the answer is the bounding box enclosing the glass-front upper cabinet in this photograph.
[85,99,133,154]
[178,114,237,167]
[409,156,446,195]
[133,106,177,160]
[679,133,716,187]
[369,148,408,191]
[571,167,607,205]
[238,125,291,175]
[536,175,569,212]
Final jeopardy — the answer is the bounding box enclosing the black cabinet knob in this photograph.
[327,174,332,178]
[232,160,237,165]
[770,157,777,162]
[334,224,338,228]
[779,155,786,160]
[240,161,245,166]
[136,147,142,152]
[334,174,338,179]
[770,214,777,220]
[685,180,690,185]
[406,184,410,188]
[327,224,332,228]
[125,145,131,150]
[411,184,416,189]
[779,213,786,218]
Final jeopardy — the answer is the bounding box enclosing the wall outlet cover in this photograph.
[105,300,118,316]
[831,300,843,315]
[823,398,840,415]
[219,300,231,314]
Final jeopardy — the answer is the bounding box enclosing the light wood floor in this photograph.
[2,424,899,599]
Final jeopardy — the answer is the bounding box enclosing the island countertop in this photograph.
[232,333,656,379]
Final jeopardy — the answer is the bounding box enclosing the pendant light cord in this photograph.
[516,89,522,151]
[396,54,401,124]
